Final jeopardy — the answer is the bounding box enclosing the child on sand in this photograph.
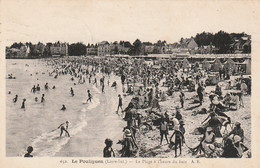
[87,90,92,102]
[103,138,115,157]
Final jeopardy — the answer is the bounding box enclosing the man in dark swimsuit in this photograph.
[116,94,123,114]
[21,98,26,109]
[58,121,70,137]
[87,90,92,102]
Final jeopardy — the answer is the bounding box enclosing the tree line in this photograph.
[7,30,251,57]
[194,31,251,54]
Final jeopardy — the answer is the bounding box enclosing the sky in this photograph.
[1,0,259,46]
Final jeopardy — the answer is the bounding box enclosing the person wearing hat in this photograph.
[121,129,138,157]
[225,122,244,142]
[159,117,169,145]
[170,125,185,157]
[58,121,70,137]
[233,135,248,158]
[24,146,33,157]
[103,138,115,157]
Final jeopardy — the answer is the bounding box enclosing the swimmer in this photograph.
[13,95,18,103]
[102,83,105,93]
[93,78,97,86]
[21,99,26,109]
[61,104,66,111]
[41,94,45,103]
[31,85,36,93]
[70,88,74,96]
[36,84,40,91]
[44,83,49,90]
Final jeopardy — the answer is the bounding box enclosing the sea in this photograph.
[6,59,127,157]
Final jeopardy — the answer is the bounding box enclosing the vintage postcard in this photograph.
[1,0,260,168]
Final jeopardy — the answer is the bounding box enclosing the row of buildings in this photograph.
[86,35,251,56]
[6,35,251,58]
[50,42,68,57]
[87,41,132,56]
[6,42,68,58]
[86,38,216,56]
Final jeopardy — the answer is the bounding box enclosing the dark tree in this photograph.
[213,31,232,53]
[129,39,142,55]
[68,42,87,56]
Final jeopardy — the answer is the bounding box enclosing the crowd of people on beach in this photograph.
[8,56,250,158]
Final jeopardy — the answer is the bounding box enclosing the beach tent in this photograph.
[202,60,212,71]
[223,58,237,73]
[211,58,223,72]
[182,58,190,70]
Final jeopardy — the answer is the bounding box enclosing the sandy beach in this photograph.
[6,58,251,158]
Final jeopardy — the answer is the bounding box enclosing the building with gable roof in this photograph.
[50,42,68,56]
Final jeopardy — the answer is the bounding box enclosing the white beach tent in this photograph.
[211,58,223,72]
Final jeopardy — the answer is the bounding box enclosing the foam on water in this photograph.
[19,86,101,157]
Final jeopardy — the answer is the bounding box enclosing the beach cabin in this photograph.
[244,59,251,75]
[236,59,251,75]
[202,60,212,71]
[223,58,237,74]
[181,58,190,71]
[211,58,223,72]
